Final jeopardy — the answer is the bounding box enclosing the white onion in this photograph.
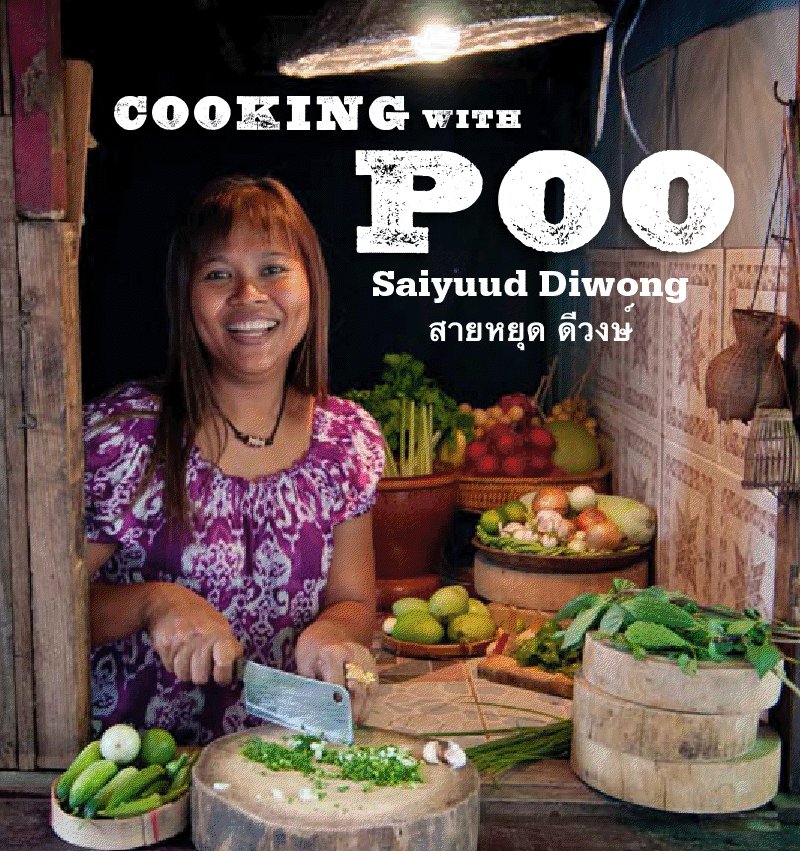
[569,485,597,513]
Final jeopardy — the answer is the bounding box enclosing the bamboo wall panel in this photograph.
[17,222,87,768]
[0,116,32,769]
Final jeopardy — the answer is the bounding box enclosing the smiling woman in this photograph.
[83,176,384,744]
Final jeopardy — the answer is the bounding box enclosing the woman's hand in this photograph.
[295,623,378,725]
[144,583,243,687]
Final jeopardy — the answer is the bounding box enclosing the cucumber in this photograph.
[55,740,102,801]
[139,778,169,799]
[83,765,138,819]
[100,792,163,819]
[165,753,187,778]
[68,759,118,810]
[168,763,191,792]
[107,764,165,809]
[160,784,189,804]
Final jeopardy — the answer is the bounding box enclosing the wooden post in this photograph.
[17,221,87,768]
[771,19,800,792]
[63,60,92,230]
[5,0,66,219]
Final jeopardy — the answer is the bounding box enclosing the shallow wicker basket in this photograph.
[50,780,189,850]
[456,463,612,512]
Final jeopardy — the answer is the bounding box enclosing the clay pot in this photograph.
[705,309,787,423]
[372,468,457,608]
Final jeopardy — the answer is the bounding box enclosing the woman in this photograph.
[85,175,384,744]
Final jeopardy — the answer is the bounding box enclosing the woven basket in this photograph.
[743,407,800,494]
[456,463,612,512]
[706,309,787,423]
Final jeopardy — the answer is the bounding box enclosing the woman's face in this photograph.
[190,217,311,384]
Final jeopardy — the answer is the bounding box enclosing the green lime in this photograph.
[428,585,469,621]
[467,598,492,619]
[391,597,429,618]
[479,509,503,535]
[392,613,445,644]
[139,728,177,766]
[447,614,497,643]
[501,500,528,524]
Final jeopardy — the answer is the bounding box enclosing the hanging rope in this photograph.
[618,0,651,157]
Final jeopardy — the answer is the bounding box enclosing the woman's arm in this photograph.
[295,511,378,722]
[87,539,242,685]
[308,510,377,645]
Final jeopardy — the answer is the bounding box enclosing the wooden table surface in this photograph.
[4,644,800,850]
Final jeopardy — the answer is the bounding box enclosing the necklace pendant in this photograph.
[245,435,268,449]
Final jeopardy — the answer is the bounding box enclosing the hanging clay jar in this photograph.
[705,309,788,423]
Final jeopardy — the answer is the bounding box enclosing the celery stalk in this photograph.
[383,435,398,477]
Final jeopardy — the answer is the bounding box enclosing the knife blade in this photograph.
[235,658,354,745]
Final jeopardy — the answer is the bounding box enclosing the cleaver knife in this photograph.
[235,658,354,745]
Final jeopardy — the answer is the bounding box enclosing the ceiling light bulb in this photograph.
[410,23,461,63]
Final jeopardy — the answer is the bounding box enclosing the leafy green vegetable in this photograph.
[745,642,783,678]
[561,601,608,650]
[624,621,688,650]
[726,618,757,637]
[241,736,423,787]
[513,620,580,675]
[548,580,798,695]
[554,592,602,621]
[598,603,628,636]
[344,353,472,477]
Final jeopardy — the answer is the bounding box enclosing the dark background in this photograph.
[62,0,606,405]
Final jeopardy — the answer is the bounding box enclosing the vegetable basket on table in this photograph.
[50,728,198,850]
[471,489,655,612]
[51,781,189,850]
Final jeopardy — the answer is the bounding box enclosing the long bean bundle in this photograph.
[465,720,573,774]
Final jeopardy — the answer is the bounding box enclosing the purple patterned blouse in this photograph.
[84,383,384,745]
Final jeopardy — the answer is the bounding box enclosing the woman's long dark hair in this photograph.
[148,175,330,526]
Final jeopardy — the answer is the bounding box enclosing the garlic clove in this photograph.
[443,741,467,769]
[382,616,397,635]
[422,740,441,764]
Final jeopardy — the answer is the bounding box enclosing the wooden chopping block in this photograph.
[572,675,758,761]
[571,727,780,813]
[192,726,480,851]
[487,602,553,631]
[473,552,648,611]
[582,634,783,715]
[477,656,574,699]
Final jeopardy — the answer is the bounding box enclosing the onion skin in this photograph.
[575,508,607,532]
[584,519,624,552]
[531,487,570,515]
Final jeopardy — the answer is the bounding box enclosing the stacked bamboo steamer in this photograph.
[571,634,783,813]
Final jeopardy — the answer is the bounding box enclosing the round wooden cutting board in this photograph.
[192,726,480,851]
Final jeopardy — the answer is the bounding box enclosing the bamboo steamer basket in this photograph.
[50,781,189,850]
